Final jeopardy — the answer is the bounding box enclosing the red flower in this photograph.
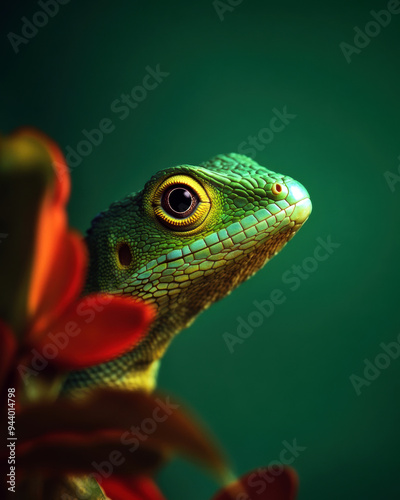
[0,129,299,500]
[0,128,154,391]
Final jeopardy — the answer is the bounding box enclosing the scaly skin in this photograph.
[63,153,311,392]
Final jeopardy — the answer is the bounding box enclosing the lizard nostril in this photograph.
[118,243,132,267]
[271,182,283,195]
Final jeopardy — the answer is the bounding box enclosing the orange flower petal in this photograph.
[102,476,166,500]
[14,129,72,323]
[27,182,67,320]
[31,295,154,369]
[0,319,16,389]
[212,466,298,500]
[29,231,87,340]
[15,128,70,206]
[0,131,56,335]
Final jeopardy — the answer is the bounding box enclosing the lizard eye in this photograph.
[151,175,211,232]
[162,185,198,218]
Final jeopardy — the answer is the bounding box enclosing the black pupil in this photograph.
[168,188,193,214]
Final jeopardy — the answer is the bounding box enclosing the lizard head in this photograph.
[65,153,311,390]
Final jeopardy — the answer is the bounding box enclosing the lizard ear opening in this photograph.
[117,243,133,268]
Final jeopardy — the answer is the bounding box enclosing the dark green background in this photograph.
[2,1,399,498]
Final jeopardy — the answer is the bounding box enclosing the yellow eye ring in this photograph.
[152,175,211,231]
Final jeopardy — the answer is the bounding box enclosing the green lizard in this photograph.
[63,153,311,393]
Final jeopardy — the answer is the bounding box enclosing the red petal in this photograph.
[29,231,87,339]
[31,295,155,369]
[102,476,166,500]
[0,319,16,389]
[212,466,298,500]
[17,389,228,478]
